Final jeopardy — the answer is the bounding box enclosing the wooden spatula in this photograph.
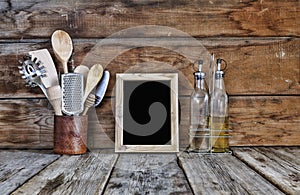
[28,49,59,88]
[29,49,62,115]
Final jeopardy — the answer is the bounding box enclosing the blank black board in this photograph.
[123,80,171,145]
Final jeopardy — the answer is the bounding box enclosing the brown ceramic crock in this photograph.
[54,115,88,155]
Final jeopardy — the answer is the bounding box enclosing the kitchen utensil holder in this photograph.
[54,115,88,155]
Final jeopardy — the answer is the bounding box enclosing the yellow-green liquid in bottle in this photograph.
[210,116,230,153]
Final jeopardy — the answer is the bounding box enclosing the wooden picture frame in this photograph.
[115,73,179,153]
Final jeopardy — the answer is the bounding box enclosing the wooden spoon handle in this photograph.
[63,61,68,74]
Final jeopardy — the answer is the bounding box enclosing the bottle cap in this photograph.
[194,60,206,79]
[215,70,224,79]
[215,58,224,79]
[194,71,206,79]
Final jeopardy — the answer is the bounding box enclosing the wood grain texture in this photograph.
[0,0,298,38]
[0,0,299,148]
[104,154,192,194]
[54,115,87,155]
[0,95,299,148]
[233,147,300,195]
[178,152,283,194]
[94,96,300,148]
[12,150,118,195]
[0,99,54,148]
[1,38,299,98]
[229,96,300,146]
[0,150,60,195]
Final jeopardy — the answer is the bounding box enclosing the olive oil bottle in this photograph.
[210,116,230,152]
[210,59,230,153]
[189,60,209,152]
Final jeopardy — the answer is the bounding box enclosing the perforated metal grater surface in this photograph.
[61,73,84,115]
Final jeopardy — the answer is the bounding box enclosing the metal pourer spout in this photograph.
[194,60,205,80]
[215,58,224,79]
[198,60,203,72]
[217,58,222,71]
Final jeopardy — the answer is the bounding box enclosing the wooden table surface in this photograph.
[0,147,299,195]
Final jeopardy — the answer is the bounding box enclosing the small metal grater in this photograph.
[61,73,84,115]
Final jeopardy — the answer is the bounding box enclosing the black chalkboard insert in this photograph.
[123,80,171,145]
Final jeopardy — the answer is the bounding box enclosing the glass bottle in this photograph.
[210,58,229,153]
[189,60,209,152]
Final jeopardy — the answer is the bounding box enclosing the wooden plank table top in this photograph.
[0,147,299,195]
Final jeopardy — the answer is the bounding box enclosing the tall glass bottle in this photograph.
[210,58,229,153]
[189,60,209,152]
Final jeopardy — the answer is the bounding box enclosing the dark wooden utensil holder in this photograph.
[54,115,88,154]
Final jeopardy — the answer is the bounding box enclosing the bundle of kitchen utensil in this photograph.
[18,30,110,116]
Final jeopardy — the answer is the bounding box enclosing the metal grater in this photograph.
[61,73,84,115]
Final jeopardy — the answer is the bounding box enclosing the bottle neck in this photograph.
[214,71,225,90]
[194,78,206,90]
[215,77,224,90]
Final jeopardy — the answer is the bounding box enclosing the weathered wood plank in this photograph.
[104,154,192,194]
[233,147,300,195]
[12,150,118,194]
[1,38,299,98]
[0,99,54,148]
[92,96,300,148]
[87,107,115,149]
[178,152,283,194]
[0,96,299,148]
[0,0,298,38]
[0,150,60,195]
[228,96,300,146]
[93,38,300,96]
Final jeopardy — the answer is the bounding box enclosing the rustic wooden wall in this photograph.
[0,0,299,149]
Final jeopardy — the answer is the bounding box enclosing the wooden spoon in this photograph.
[83,64,103,102]
[51,30,73,74]
[82,70,109,115]
[74,65,89,88]
[82,64,103,115]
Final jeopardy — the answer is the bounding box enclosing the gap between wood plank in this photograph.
[10,152,63,194]
[10,151,62,194]
[101,153,120,195]
[176,153,196,195]
[11,150,119,194]
[0,37,298,43]
[231,147,287,194]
